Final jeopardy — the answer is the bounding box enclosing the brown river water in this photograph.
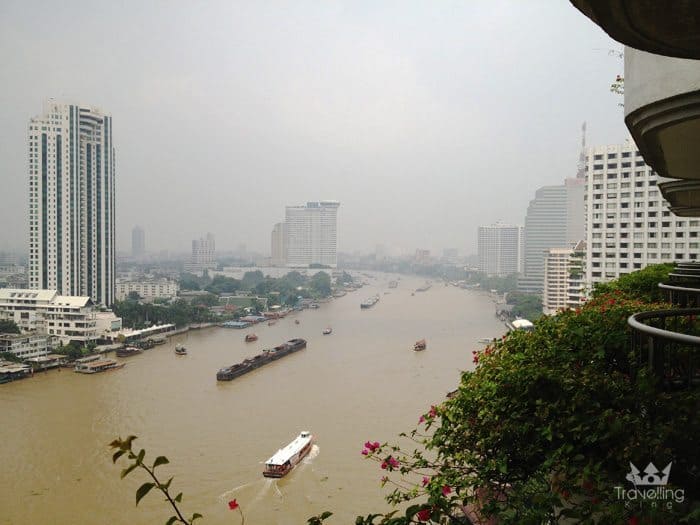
[0,274,505,525]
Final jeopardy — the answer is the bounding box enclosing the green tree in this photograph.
[309,272,331,297]
[0,351,21,362]
[0,320,20,334]
[241,270,264,290]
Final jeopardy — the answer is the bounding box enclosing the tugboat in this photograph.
[413,339,427,351]
[245,333,258,342]
[175,344,187,355]
[263,431,314,478]
[322,327,332,335]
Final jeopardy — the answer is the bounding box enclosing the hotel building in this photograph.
[584,141,700,288]
[285,201,340,268]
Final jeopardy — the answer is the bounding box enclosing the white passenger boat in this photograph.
[262,431,314,478]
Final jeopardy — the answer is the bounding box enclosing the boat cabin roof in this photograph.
[265,431,312,466]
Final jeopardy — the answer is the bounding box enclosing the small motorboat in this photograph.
[245,333,258,342]
[322,327,332,335]
[413,339,427,351]
[294,320,300,325]
[175,344,187,355]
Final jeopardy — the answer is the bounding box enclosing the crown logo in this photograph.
[626,462,672,486]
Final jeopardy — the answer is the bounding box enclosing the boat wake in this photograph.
[303,444,320,462]
[218,478,284,506]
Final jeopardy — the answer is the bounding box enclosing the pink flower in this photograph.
[381,456,399,469]
[380,476,388,485]
[416,508,431,521]
[364,440,380,452]
[442,485,452,496]
[361,448,369,455]
[422,476,430,487]
[418,415,425,424]
[428,406,437,418]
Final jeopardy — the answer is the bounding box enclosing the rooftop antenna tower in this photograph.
[576,121,587,179]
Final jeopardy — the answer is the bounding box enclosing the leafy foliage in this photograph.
[505,291,542,321]
[0,319,21,334]
[110,436,204,525]
[592,263,673,302]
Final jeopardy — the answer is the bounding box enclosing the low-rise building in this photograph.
[0,333,56,359]
[0,288,121,344]
[115,279,179,302]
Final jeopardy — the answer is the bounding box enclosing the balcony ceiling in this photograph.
[659,178,700,210]
[570,0,700,59]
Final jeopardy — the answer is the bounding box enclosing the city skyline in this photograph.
[0,2,626,255]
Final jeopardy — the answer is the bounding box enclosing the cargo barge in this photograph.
[216,338,307,381]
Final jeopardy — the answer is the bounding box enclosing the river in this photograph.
[0,274,505,524]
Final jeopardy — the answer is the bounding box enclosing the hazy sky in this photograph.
[0,1,626,256]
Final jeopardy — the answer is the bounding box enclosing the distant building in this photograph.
[115,279,179,302]
[0,333,56,360]
[542,241,586,315]
[185,233,216,275]
[285,201,340,268]
[584,141,700,288]
[478,222,524,277]
[28,101,116,306]
[270,222,287,266]
[132,226,145,257]
[414,249,432,263]
[0,288,121,344]
[518,178,585,294]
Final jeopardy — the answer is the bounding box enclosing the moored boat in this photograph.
[74,358,125,374]
[322,327,332,335]
[245,333,258,342]
[263,431,314,478]
[116,346,142,357]
[413,339,427,351]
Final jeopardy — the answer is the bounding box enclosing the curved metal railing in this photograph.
[628,308,700,390]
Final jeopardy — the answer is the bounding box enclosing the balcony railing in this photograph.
[628,263,700,390]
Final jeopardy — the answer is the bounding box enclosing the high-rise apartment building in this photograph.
[584,141,700,287]
[285,201,340,268]
[28,102,115,305]
[184,233,216,275]
[477,222,524,277]
[270,222,287,266]
[519,178,585,294]
[132,226,145,257]
[542,240,586,315]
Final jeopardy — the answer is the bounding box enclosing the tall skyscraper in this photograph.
[285,201,340,268]
[184,233,216,275]
[132,226,145,257]
[270,223,287,266]
[584,140,700,288]
[477,222,524,277]
[28,101,115,305]
[518,178,585,294]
